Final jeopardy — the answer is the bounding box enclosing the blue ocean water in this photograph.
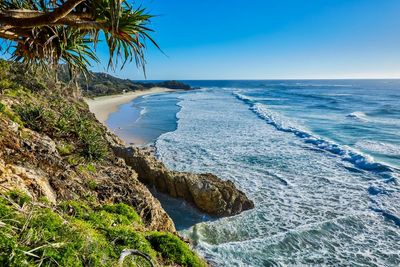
[108,80,400,266]
[107,92,180,145]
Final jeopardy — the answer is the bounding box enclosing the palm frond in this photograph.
[0,0,160,78]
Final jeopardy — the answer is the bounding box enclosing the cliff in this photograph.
[0,62,205,266]
[114,147,254,216]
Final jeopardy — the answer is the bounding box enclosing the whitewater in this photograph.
[110,80,400,266]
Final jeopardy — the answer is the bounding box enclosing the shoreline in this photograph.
[85,87,175,123]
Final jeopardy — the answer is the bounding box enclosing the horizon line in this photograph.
[133,77,400,81]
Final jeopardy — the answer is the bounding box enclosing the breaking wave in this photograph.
[234,92,397,182]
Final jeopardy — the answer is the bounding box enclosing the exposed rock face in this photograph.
[114,146,254,216]
[0,116,175,233]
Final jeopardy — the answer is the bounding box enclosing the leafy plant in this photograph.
[1,190,206,267]
[14,103,53,131]
[148,232,206,267]
[0,0,159,77]
[57,143,75,156]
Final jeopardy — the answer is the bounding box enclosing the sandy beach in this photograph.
[85,87,175,123]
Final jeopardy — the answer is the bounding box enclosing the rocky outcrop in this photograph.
[0,116,175,233]
[114,146,254,216]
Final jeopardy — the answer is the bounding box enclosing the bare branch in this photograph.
[118,249,155,267]
[0,0,86,27]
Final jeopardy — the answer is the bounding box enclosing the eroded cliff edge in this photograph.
[113,146,254,216]
[0,92,175,233]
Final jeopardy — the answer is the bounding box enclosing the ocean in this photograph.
[107,80,400,266]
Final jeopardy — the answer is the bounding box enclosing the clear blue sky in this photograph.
[92,0,400,80]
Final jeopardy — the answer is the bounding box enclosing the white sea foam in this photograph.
[355,140,400,157]
[346,111,368,120]
[154,88,400,266]
[139,107,148,116]
[235,93,396,179]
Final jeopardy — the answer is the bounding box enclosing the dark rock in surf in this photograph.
[113,146,254,216]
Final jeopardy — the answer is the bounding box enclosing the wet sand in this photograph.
[85,87,175,123]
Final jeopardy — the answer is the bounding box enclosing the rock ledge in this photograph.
[114,146,254,216]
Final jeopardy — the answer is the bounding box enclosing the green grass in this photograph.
[0,102,24,125]
[57,143,75,156]
[148,232,207,267]
[1,61,109,162]
[14,103,52,132]
[0,191,206,266]
[13,101,109,161]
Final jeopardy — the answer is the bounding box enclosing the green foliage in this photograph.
[59,200,92,219]
[107,226,157,261]
[58,68,192,97]
[14,103,52,131]
[1,1,159,77]
[101,203,141,223]
[8,190,31,207]
[0,59,10,78]
[14,101,108,161]
[148,232,206,267]
[57,143,75,156]
[74,118,109,161]
[1,191,206,267]
[0,104,22,125]
[55,105,79,135]
[86,179,98,190]
[67,155,84,166]
[78,163,97,175]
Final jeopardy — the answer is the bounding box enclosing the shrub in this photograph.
[0,102,24,125]
[14,103,54,131]
[57,143,75,156]
[55,105,79,135]
[148,232,206,267]
[101,203,141,224]
[75,118,108,161]
[14,101,108,161]
[1,193,204,267]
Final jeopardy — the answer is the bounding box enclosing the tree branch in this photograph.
[0,0,87,27]
[0,30,19,40]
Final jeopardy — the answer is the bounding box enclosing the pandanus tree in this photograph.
[0,0,158,77]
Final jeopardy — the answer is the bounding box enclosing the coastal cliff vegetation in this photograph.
[57,68,192,97]
[0,61,206,266]
[0,190,204,266]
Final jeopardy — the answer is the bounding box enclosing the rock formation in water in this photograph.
[113,146,255,216]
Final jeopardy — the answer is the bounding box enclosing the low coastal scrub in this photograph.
[0,191,206,267]
[0,61,207,266]
[57,67,192,97]
[148,232,206,267]
[13,101,109,161]
[0,61,109,162]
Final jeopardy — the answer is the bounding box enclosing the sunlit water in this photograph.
[108,80,400,266]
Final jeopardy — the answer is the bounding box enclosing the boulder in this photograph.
[113,146,254,216]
